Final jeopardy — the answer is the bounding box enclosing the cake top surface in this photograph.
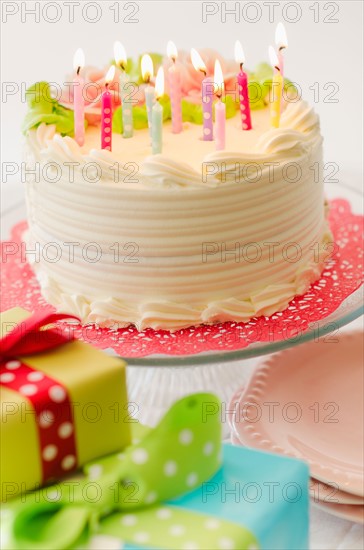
[24,49,321,190]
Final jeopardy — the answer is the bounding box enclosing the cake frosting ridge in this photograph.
[24,94,333,331]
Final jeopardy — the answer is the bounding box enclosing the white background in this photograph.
[1,2,363,548]
[1,0,363,182]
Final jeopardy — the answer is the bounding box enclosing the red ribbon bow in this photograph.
[0,310,79,358]
[1,310,80,485]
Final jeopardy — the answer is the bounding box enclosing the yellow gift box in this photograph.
[0,308,131,501]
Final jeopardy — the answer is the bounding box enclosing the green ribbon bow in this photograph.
[8,393,259,550]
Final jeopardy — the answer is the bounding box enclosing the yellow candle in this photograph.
[269,46,283,128]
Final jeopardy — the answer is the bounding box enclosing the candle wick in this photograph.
[200,68,207,77]
[105,82,109,89]
[240,62,244,72]
[275,65,281,72]
[77,66,81,76]
[278,45,286,52]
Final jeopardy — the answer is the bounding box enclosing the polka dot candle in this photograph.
[101,66,115,151]
[235,41,252,131]
[201,77,214,141]
[191,49,213,141]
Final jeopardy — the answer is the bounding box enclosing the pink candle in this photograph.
[167,41,182,134]
[101,66,115,151]
[191,49,213,141]
[235,41,252,130]
[73,48,85,146]
[214,60,226,151]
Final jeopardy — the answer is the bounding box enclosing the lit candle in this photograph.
[152,67,164,154]
[141,54,154,139]
[214,60,225,151]
[101,65,115,150]
[73,48,85,146]
[114,41,133,138]
[234,40,252,131]
[268,46,283,128]
[275,22,288,77]
[191,48,213,141]
[167,40,182,134]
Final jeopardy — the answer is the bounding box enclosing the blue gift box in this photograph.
[123,443,309,550]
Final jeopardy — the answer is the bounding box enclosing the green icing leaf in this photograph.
[113,95,172,133]
[246,62,298,109]
[112,106,123,133]
[22,81,86,136]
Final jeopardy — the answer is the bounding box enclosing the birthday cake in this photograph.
[23,46,333,331]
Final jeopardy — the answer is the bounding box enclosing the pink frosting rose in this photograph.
[59,65,146,125]
[163,48,237,104]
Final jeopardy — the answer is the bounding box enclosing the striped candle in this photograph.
[269,46,283,128]
[167,41,182,134]
[152,67,164,154]
[114,41,133,138]
[141,55,154,140]
[275,22,288,111]
[73,48,85,146]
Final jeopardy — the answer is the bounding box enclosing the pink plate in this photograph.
[229,332,364,496]
[312,501,364,524]
[230,383,364,505]
[309,478,364,506]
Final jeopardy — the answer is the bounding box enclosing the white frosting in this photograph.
[24,100,333,330]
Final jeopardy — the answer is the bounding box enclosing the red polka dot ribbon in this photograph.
[0,311,80,483]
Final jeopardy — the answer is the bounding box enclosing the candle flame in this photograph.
[73,48,85,73]
[141,54,154,82]
[167,40,178,61]
[191,48,206,74]
[268,45,280,70]
[275,22,288,50]
[214,59,224,97]
[155,66,165,99]
[234,40,246,65]
[114,41,127,70]
[105,65,116,85]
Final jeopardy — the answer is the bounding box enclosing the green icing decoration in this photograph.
[113,94,171,133]
[247,62,297,109]
[22,82,83,136]
[6,393,260,550]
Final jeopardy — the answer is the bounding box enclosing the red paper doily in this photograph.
[1,199,363,358]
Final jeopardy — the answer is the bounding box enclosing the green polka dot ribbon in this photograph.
[9,393,259,550]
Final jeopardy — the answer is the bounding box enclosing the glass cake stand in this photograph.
[124,181,364,428]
